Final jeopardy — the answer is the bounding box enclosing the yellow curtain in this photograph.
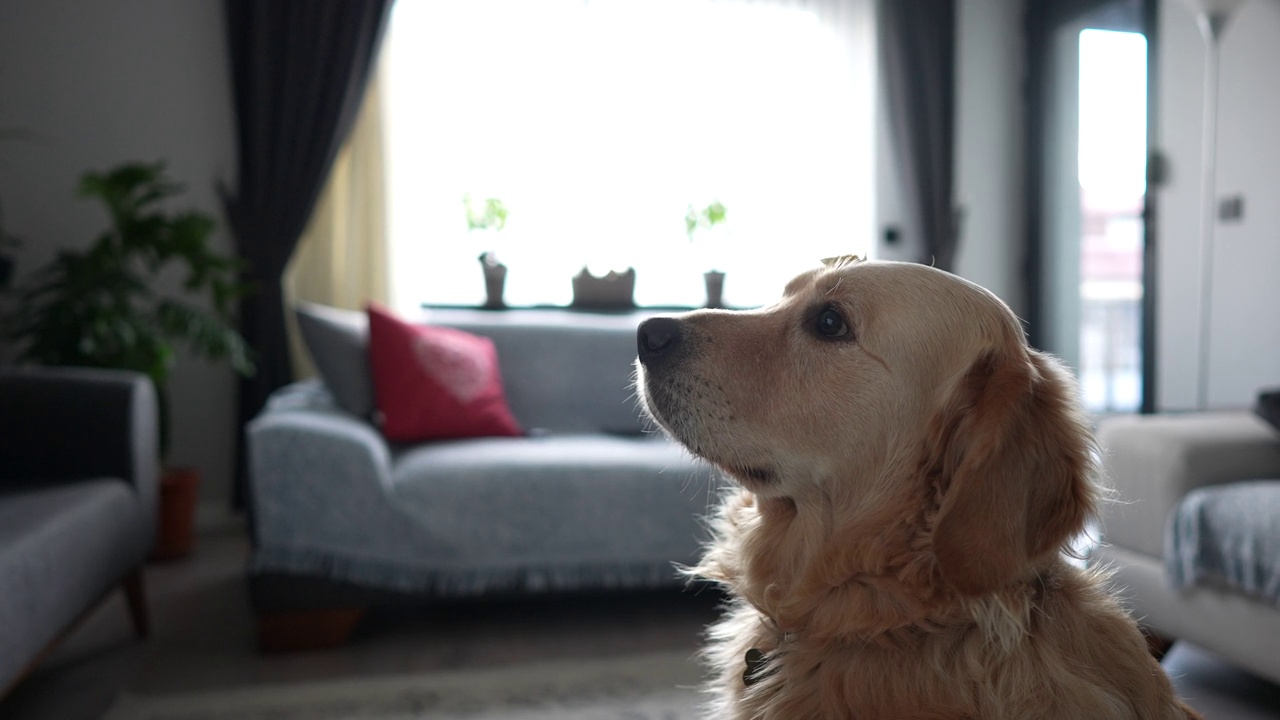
[284,63,389,379]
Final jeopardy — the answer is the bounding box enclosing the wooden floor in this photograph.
[1,520,1278,719]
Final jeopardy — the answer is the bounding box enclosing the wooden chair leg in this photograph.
[1142,627,1175,661]
[122,567,150,639]
[257,607,366,653]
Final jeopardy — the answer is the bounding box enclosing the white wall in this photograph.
[0,0,239,505]
[953,0,1027,319]
[877,0,1027,319]
[1156,0,1280,410]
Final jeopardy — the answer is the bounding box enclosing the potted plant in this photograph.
[571,208,638,310]
[2,161,254,560]
[570,265,637,310]
[686,200,728,307]
[465,194,509,309]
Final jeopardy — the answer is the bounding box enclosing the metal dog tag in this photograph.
[743,648,770,687]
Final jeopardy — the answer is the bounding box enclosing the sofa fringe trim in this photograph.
[250,545,687,597]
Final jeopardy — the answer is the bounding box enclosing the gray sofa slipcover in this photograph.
[247,308,718,623]
[0,366,157,695]
[1095,411,1280,685]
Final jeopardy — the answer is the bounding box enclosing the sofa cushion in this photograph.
[368,303,523,442]
[430,309,650,435]
[1167,480,1280,606]
[0,479,150,689]
[389,435,717,570]
[294,302,376,418]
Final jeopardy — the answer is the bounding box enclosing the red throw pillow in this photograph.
[366,303,523,441]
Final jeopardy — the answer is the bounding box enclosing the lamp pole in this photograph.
[1183,0,1245,410]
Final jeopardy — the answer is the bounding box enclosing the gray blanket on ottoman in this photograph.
[1167,480,1280,605]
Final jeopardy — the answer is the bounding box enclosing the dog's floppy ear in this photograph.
[926,349,1096,596]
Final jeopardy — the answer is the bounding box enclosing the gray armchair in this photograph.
[0,366,159,696]
[1095,411,1280,685]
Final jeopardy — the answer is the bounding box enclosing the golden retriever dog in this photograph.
[635,259,1201,720]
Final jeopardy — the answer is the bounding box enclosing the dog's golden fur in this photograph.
[637,260,1201,720]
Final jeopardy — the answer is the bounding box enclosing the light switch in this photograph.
[1218,195,1244,223]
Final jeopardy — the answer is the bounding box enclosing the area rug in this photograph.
[102,651,706,720]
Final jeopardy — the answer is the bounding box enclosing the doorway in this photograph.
[1027,0,1155,414]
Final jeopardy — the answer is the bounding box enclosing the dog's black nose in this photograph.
[638,317,683,365]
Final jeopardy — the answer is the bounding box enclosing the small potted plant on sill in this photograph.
[686,199,728,308]
[2,161,254,560]
[570,264,637,310]
[465,194,509,309]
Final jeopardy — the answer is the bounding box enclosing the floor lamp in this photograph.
[1183,0,1246,410]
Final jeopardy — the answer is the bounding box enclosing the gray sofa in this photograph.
[246,306,718,646]
[1095,410,1280,685]
[0,366,157,695]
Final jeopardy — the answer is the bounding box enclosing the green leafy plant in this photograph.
[465,194,509,268]
[686,200,729,279]
[464,194,508,233]
[685,200,727,242]
[3,161,254,455]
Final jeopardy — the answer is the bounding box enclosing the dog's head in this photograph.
[636,260,1096,596]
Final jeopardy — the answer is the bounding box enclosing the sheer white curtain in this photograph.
[384,0,876,312]
[286,65,390,379]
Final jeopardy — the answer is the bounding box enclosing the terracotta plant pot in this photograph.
[151,466,200,561]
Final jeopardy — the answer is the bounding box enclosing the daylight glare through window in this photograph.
[384,0,875,311]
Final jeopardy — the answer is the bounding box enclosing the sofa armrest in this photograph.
[247,406,397,551]
[0,366,159,518]
[1097,411,1280,558]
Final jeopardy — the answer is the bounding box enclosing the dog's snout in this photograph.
[638,317,684,365]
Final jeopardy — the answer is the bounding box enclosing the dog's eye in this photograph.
[813,306,850,339]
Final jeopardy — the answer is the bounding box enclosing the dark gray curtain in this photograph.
[222,0,392,509]
[879,0,959,271]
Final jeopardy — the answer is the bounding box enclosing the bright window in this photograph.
[1077,29,1146,413]
[384,0,875,311]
